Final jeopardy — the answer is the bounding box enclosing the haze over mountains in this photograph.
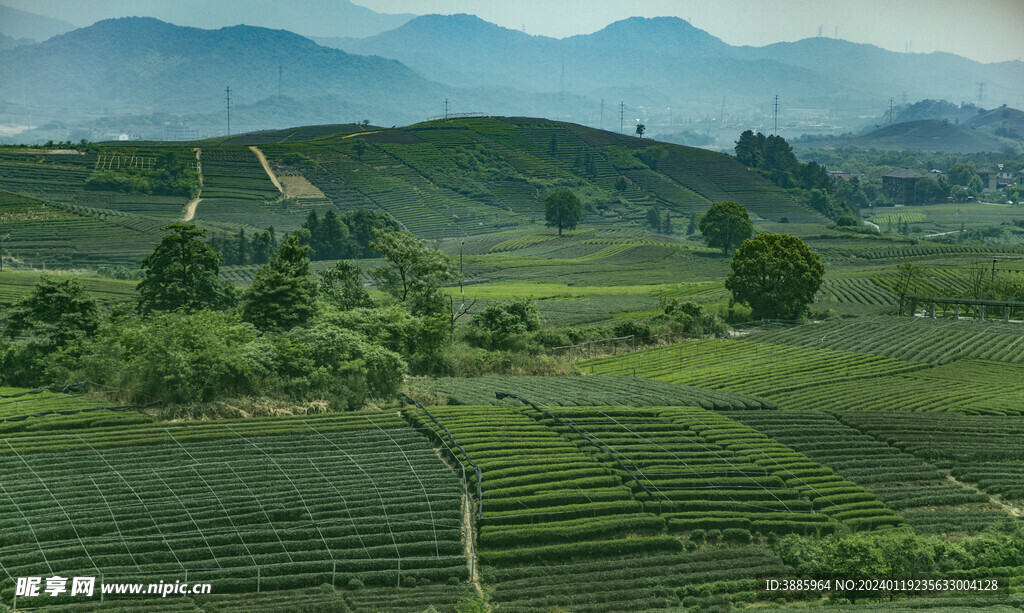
[0,3,1022,147]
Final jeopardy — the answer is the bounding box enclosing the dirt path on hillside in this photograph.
[182,148,203,221]
[343,131,380,139]
[249,146,284,195]
[945,473,1022,517]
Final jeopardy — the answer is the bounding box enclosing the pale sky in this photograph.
[356,0,1024,63]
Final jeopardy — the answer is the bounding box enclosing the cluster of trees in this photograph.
[778,528,1024,603]
[645,204,675,234]
[84,151,199,198]
[209,228,278,266]
[695,201,825,321]
[298,209,401,260]
[0,223,460,409]
[735,131,864,218]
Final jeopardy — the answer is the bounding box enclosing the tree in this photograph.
[725,233,824,320]
[615,177,628,193]
[544,190,583,236]
[352,139,367,159]
[947,163,975,187]
[318,261,372,310]
[698,201,754,254]
[3,276,99,348]
[893,262,923,315]
[646,205,662,232]
[243,235,317,330]
[368,229,459,315]
[635,123,645,138]
[138,224,235,314]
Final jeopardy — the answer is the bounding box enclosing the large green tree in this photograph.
[698,201,754,254]
[725,233,824,320]
[368,228,459,315]
[4,275,99,348]
[243,234,317,330]
[544,190,583,236]
[137,224,234,314]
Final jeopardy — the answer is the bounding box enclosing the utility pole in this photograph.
[619,101,625,134]
[225,86,232,136]
[773,95,779,136]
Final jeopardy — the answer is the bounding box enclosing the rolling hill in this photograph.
[797,118,1014,153]
[0,17,445,127]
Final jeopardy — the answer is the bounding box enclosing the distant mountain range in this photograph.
[0,17,444,128]
[0,4,74,41]
[796,118,1018,153]
[326,14,1024,114]
[0,0,414,40]
[1,11,1023,147]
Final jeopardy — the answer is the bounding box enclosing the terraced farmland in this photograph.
[580,338,923,396]
[730,411,1009,535]
[768,360,1024,415]
[749,316,1024,365]
[407,404,682,611]
[0,385,153,435]
[0,271,136,307]
[0,408,468,609]
[408,375,776,410]
[0,190,162,268]
[842,412,1024,505]
[192,148,301,231]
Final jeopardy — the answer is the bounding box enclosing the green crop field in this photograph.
[4,114,1024,612]
[0,397,469,610]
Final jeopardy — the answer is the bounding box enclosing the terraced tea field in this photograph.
[580,338,923,396]
[730,411,1010,535]
[750,316,1024,365]
[407,402,875,611]
[0,406,468,609]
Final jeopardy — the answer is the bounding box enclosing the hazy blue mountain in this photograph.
[331,15,854,105]
[0,4,75,41]
[0,31,34,49]
[327,14,1024,115]
[0,17,444,125]
[732,37,1024,113]
[0,0,415,38]
[797,118,1015,153]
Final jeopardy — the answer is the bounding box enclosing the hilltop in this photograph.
[0,116,821,271]
[797,118,1016,153]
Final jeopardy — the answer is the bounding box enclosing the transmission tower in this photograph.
[600,98,604,130]
[444,98,449,119]
[772,95,779,135]
[278,64,282,100]
[977,82,986,107]
[225,86,232,136]
[619,101,625,134]
[889,97,894,123]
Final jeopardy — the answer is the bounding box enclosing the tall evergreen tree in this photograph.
[138,224,234,313]
[243,235,317,330]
